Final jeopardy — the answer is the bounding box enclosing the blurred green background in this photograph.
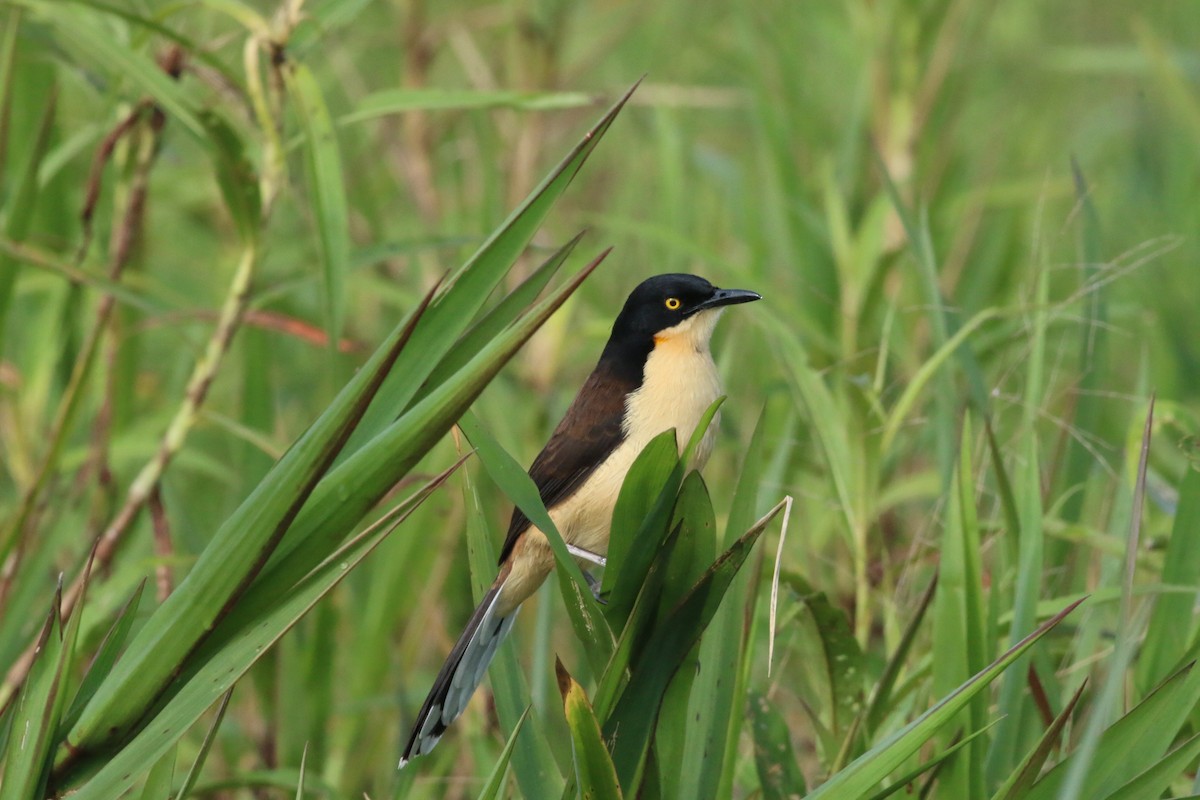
[3,0,1200,796]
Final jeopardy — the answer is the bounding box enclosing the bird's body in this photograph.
[400,274,759,767]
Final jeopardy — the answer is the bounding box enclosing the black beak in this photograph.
[694,287,762,313]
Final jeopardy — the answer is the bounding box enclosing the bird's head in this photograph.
[607,273,761,356]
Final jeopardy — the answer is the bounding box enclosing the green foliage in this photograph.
[3,0,1200,797]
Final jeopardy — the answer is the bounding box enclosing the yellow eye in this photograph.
[664,297,681,310]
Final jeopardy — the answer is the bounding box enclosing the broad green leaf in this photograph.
[603,431,683,627]
[749,691,807,800]
[475,707,531,800]
[804,589,867,745]
[1026,662,1200,800]
[656,473,717,800]
[66,284,439,753]
[284,62,349,342]
[557,658,623,800]
[604,501,784,789]
[806,598,1083,800]
[591,524,684,725]
[59,463,458,797]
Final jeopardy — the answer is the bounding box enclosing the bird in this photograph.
[399,273,760,767]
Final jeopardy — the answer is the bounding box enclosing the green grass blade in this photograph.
[414,233,583,403]
[174,689,233,799]
[461,470,562,798]
[59,580,146,733]
[1138,465,1200,690]
[0,595,62,800]
[475,706,531,800]
[990,678,1087,800]
[65,284,438,753]
[807,598,1084,800]
[23,0,206,139]
[603,501,783,789]
[231,253,607,631]
[61,465,457,797]
[986,252,1051,784]
[557,658,623,799]
[342,82,637,456]
[1102,732,1200,800]
[864,721,1001,800]
[284,62,349,343]
[863,574,938,736]
[343,88,595,125]
[0,82,54,358]
[1026,662,1200,800]
[135,746,176,800]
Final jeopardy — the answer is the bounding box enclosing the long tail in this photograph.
[399,579,517,767]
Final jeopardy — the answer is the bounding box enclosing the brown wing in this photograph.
[497,361,634,565]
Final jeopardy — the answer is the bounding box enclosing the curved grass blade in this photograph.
[173,689,233,800]
[59,461,461,797]
[22,0,205,139]
[342,81,639,456]
[227,252,608,634]
[0,588,64,800]
[1025,662,1200,800]
[990,678,1087,800]
[1102,732,1200,800]
[806,597,1084,800]
[65,284,439,753]
[135,746,175,800]
[866,721,1000,800]
[475,706,531,800]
